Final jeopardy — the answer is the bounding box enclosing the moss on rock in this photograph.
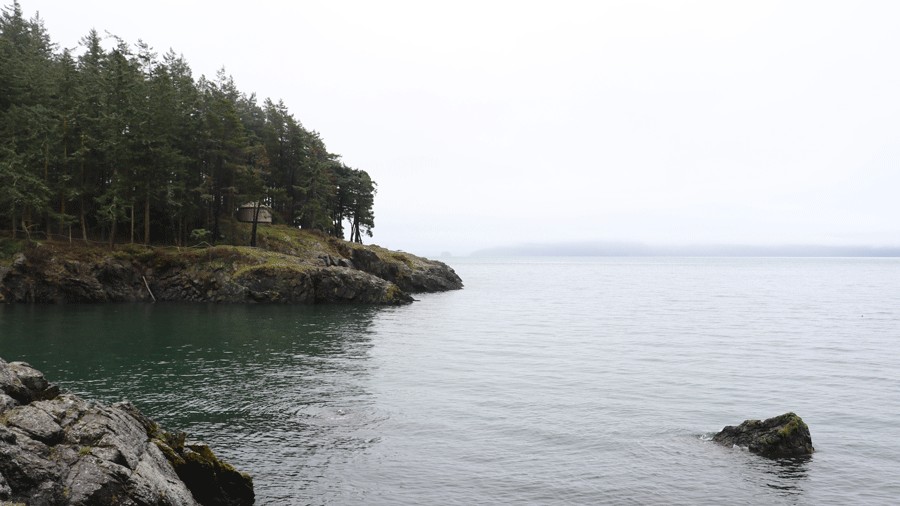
[712,412,814,458]
[1,225,460,304]
[169,444,254,506]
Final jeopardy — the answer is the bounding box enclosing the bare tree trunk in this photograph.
[44,143,51,236]
[80,199,88,241]
[143,192,150,245]
[59,197,66,237]
[80,135,88,242]
[351,216,359,243]
[250,202,260,247]
[61,122,68,237]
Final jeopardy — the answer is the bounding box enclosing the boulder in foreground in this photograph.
[712,412,814,458]
[0,357,253,505]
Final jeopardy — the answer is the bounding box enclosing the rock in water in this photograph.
[0,357,254,505]
[712,412,814,458]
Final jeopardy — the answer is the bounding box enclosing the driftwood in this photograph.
[142,275,156,302]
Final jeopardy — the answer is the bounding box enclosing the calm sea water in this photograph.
[1,257,899,505]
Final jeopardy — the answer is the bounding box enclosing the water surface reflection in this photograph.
[763,456,810,494]
[0,303,386,503]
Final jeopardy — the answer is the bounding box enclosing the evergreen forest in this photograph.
[0,1,377,247]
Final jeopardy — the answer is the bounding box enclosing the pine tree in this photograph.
[0,2,56,239]
[1,2,378,246]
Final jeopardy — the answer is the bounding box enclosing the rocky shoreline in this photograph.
[0,230,462,305]
[0,357,253,505]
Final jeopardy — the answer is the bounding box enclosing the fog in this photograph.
[24,0,900,256]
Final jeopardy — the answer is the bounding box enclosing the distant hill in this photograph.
[471,241,900,257]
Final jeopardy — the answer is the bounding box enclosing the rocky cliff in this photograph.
[0,228,462,304]
[0,357,253,505]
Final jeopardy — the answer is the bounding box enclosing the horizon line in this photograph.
[467,241,900,258]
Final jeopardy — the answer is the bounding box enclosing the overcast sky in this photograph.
[22,0,900,255]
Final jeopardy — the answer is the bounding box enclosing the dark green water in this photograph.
[0,303,381,408]
[0,303,387,503]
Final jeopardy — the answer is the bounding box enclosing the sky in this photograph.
[21,0,900,255]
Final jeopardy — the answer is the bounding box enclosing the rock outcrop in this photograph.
[0,230,462,305]
[347,247,463,293]
[0,357,253,505]
[712,412,814,458]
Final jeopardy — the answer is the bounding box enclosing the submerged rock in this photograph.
[0,357,254,505]
[712,412,814,458]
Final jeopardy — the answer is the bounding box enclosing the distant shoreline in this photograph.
[471,242,900,258]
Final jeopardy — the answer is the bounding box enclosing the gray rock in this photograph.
[5,405,64,445]
[62,455,134,505]
[8,362,59,401]
[0,424,16,443]
[312,267,414,304]
[0,393,17,412]
[350,247,463,293]
[128,442,200,506]
[712,412,814,458]
[0,426,59,491]
[0,471,11,499]
[0,357,253,505]
[0,361,28,403]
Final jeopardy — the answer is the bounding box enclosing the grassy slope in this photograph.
[0,223,436,284]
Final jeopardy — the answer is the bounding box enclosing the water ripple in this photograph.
[1,258,898,504]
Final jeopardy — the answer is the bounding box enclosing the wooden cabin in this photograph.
[236,202,273,223]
